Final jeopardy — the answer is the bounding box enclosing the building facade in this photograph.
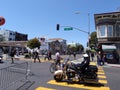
[15,32,28,41]
[48,38,67,54]
[39,37,49,51]
[0,29,15,41]
[39,37,67,54]
[0,29,28,41]
[94,12,120,63]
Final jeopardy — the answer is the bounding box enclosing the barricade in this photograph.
[0,62,29,90]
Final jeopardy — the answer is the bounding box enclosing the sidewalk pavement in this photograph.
[93,55,120,68]
[106,63,120,68]
[1,54,120,68]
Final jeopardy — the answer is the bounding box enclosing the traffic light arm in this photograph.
[56,24,89,35]
[56,24,90,48]
[61,25,89,35]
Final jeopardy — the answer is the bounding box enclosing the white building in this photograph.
[0,29,15,41]
[39,37,67,54]
[39,37,49,50]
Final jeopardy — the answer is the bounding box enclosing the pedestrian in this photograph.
[97,51,102,66]
[91,52,94,61]
[44,51,49,60]
[33,50,41,63]
[55,51,61,65]
[73,52,76,60]
[10,48,16,64]
[101,54,106,65]
[48,51,52,60]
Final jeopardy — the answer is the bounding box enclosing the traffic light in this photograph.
[56,24,60,30]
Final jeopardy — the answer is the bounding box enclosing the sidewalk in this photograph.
[93,55,120,68]
[2,54,120,68]
[106,63,120,68]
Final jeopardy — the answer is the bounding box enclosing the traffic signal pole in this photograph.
[56,24,90,48]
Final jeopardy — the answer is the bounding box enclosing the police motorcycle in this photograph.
[54,54,98,83]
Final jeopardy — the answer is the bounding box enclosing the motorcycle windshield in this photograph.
[63,58,69,65]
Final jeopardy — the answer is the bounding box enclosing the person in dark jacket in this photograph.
[33,51,41,63]
[10,49,16,64]
[73,52,76,60]
[97,51,102,66]
[91,52,94,61]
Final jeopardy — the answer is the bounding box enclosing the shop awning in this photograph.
[102,45,117,50]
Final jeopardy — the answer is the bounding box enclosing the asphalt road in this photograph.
[103,66,120,90]
[0,54,120,90]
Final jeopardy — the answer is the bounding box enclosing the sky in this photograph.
[0,0,120,48]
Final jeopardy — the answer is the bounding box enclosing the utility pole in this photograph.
[75,12,91,48]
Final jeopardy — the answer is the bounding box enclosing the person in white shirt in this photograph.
[55,52,61,65]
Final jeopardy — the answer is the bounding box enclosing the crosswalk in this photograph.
[36,62,110,90]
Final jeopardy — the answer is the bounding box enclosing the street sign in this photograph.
[0,16,5,26]
[64,27,73,31]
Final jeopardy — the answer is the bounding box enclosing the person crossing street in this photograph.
[33,50,41,63]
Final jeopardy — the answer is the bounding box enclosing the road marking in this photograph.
[90,62,97,65]
[47,80,110,90]
[98,80,108,84]
[98,66,103,70]
[46,62,110,90]
[98,69,104,72]
[36,87,56,90]
[98,75,106,79]
[97,72,105,75]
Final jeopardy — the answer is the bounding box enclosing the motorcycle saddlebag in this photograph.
[89,65,98,72]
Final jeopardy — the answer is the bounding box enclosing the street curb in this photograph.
[107,64,120,68]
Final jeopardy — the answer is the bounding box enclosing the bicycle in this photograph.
[49,59,61,73]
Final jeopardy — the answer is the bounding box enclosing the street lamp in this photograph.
[75,12,90,48]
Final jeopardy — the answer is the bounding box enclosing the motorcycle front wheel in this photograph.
[54,74,63,82]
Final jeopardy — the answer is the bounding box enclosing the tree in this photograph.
[67,43,84,54]
[76,44,84,53]
[27,38,41,49]
[90,31,97,48]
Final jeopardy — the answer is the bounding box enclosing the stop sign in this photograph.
[0,16,5,26]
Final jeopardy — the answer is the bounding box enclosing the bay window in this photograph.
[107,25,113,37]
[97,25,106,38]
[97,25,113,38]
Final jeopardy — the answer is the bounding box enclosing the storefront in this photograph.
[102,45,119,64]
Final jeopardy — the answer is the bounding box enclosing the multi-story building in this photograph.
[0,34,5,41]
[0,29,28,41]
[48,38,67,54]
[0,29,15,41]
[0,29,28,53]
[39,37,49,51]
[94,11,120,63]
[39,37,67,54]
[15,32,28,41]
